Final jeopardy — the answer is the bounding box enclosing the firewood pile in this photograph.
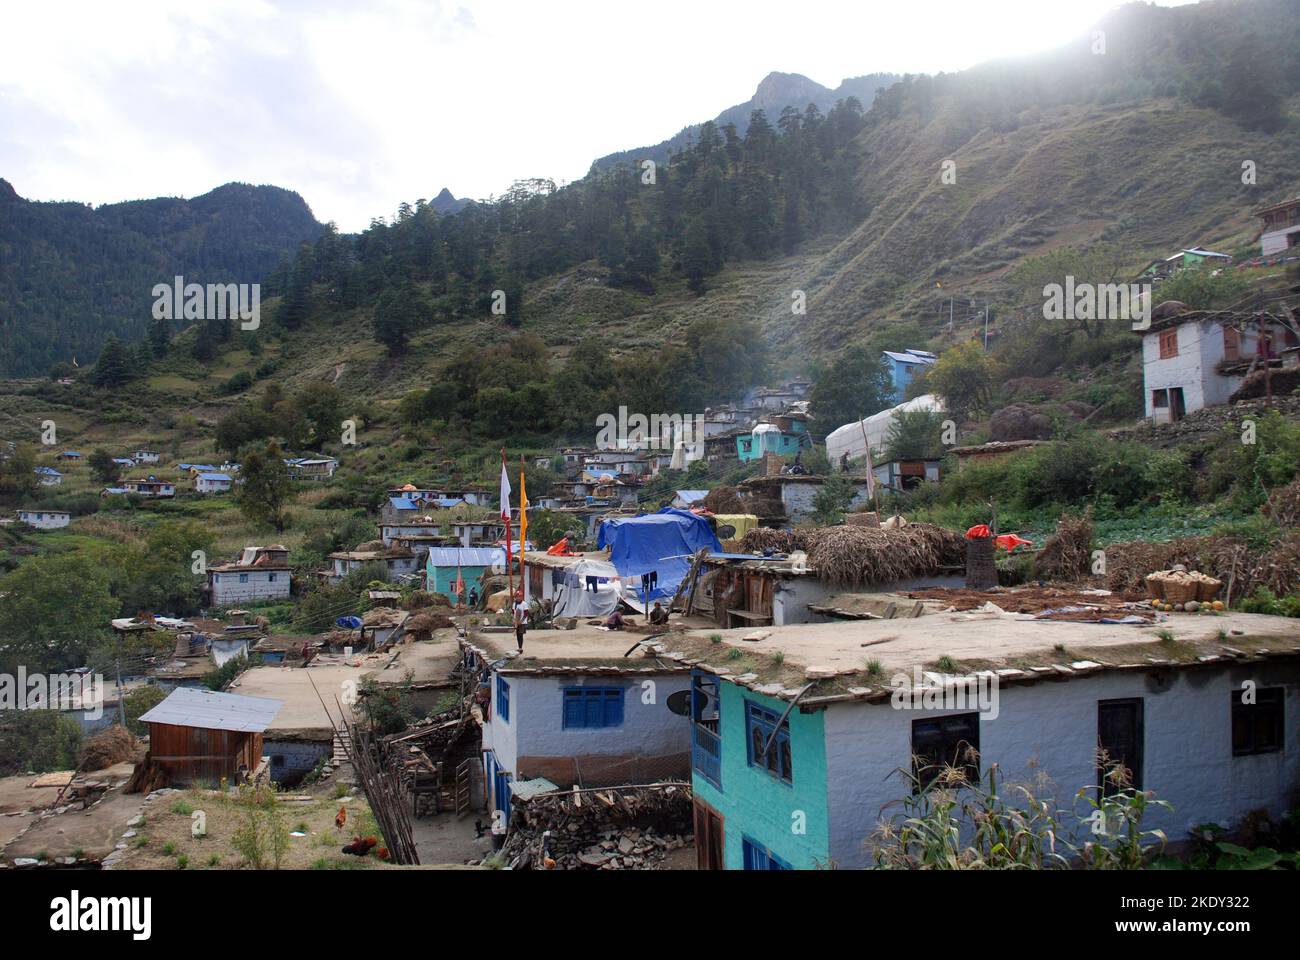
[497,782,693,870]
[123,753,171,794]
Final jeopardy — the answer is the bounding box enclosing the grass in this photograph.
[934,655,959,672]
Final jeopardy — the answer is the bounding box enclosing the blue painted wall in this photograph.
[691,682,830,868]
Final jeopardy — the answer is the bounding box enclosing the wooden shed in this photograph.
[137,687,283,786]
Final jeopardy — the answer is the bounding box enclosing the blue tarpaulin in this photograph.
[597,508,722,602]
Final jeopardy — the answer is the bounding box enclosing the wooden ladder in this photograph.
[454,758,473,815]
[332,727,352,766]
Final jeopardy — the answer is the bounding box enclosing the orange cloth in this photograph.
[965,524,991,540]
[994,534,1033,551]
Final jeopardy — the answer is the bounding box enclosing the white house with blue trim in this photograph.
[194,472,234,494]
[207,545,292,606]
[33,466,63,486]
[16,508,70,530]
[461,627,694,831]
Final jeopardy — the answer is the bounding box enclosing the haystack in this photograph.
[702,485,745,514]
[1032,511,1094,582]
[738,528,808,554]
[79,725,139,771]
[1263,481,1300,529]
[804,524,964,588]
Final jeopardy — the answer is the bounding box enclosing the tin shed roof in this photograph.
[138,687,282,733]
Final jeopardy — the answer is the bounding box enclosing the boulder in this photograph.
[990,404,1053,442]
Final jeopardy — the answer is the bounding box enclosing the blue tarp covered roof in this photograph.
[597,508,722,601]
[388,497,417,510]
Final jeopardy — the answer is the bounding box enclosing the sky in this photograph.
[0,0,1199,232]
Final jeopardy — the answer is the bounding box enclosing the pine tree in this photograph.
[91,335,131,387]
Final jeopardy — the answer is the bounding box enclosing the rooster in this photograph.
[335,805,347,831]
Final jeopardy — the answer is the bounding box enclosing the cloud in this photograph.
[0,0,1197,231]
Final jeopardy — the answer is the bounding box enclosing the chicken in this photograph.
[335,805,347,830]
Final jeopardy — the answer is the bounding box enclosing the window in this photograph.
[496,675,511,724]
[1158,328,1179,359]
[268,573,277,582]
[691,673,722,788]
[742,837,792,870]
[1223,327,1240,362]
[1232,687,1284,756]
[1098,698,1143,794]
[239,573,249,583]
[1152,390,1169,409]
[562,686,623,729]
[745,701,792,784]
[911,713,980,789]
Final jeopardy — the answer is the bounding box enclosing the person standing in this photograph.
[513,595,528,653]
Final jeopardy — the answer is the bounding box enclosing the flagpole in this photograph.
[501,448,514,603]
[518,454,528,605]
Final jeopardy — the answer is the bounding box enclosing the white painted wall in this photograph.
[1142,320,1245,418]
[482,671,692,785]
[823,662,1300,868]
[210,569,290,605]
[17,510,70,530]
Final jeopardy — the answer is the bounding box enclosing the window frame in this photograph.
[1232,686,1284,757]
[911,712,981,790]
[744,700,793,785]
[561,686,624,729]
[496,675,511,724]
[742,835,792,870]
[1158,328,1179,359]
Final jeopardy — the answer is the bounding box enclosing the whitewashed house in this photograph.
[1140,310,1299,422]
[194,472,234,494]
[1255,196,1300,257]
[16,508,70,530]
[133,450,162,464]
[462,628,693,827]
[33,467,63,486]
[207,545,292,606]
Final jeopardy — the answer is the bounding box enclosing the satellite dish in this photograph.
[666,689,692,716]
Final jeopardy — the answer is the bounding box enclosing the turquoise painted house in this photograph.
[735,414,813,463]
[424,546,504,600]
[690,672,830,869]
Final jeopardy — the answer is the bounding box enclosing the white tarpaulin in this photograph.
[826,394,944,463]
[552,558,622,619]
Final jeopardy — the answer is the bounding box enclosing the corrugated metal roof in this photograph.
[198,473,231,481]
[509,777,559,800]
[388,497,417,510]
[138,687,282,733]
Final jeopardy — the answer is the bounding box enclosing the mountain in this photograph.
[590,70,899,172]
[0,181,323,376]
[429,188,469,215]
[5,0,1299,460]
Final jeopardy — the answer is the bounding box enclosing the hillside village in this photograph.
[2,194,1300,872]
[1,0,1300,882]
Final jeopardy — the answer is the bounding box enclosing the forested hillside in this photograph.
[0,181,323,376]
